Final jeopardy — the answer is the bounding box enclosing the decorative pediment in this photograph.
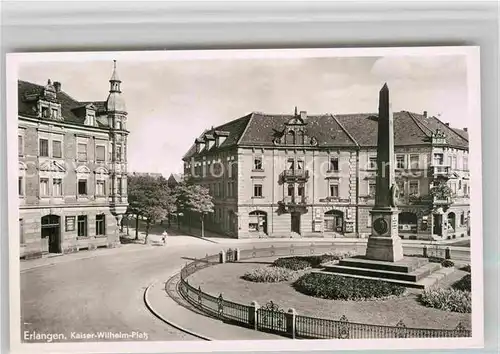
[19,162,27,171]
[286,117,305,125]
[94,166,110,175]
[39,160,66,172]
[75,165,91,174]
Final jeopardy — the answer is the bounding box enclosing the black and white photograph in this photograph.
[7,47,482,353]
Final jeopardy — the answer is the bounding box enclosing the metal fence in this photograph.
[177,244,471,339]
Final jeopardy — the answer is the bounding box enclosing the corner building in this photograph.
[183,94,470,241]
[18,61,129,258]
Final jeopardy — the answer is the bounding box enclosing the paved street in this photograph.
[20,236,225,343]
[20,233,470,343]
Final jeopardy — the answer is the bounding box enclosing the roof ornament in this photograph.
[294,106,298,116]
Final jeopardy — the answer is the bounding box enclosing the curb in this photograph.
[143,280,213,341]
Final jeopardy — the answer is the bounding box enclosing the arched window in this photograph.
[447,212,456,231]
[324,210,344,233]
[287,130,295,145]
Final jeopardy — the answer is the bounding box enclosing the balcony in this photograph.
[278,195,308,213]
[281,169,309,182]
[430,165,451,179]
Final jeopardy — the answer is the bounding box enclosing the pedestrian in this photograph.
[161,230,168,245]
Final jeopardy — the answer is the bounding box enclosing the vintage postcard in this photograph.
[7,47,482,353]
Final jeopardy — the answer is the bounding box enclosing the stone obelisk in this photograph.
[365,83,404,262]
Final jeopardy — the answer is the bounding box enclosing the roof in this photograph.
[452,127,469,141]
[18,80,110,126]
[168,173,183,183]
[185,110,469,158]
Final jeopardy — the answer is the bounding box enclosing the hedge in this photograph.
[419,288,471,313]
[452,274,471,292]
[272,251,356,271]
[242,267,300,283]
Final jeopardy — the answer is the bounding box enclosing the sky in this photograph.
[18,53,469,177]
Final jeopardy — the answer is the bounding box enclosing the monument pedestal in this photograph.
[366,208,404,262]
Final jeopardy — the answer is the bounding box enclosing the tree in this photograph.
[174,181,214,237]
[185,184,214,238]
[127,175,171,243]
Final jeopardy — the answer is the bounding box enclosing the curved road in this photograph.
[21,240,227,343]
[20,237,469,343]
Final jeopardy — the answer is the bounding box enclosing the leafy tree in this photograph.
[127,175,171,243]
[174,180,214,237]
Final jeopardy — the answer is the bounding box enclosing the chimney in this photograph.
[423,111,427,118]
[463,127,468,132]
[54,81,61,93]
[300,110,307,120]
[445,123,450,127]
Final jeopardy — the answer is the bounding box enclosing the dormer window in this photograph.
[42,107,49,118]
[51,108,58,119]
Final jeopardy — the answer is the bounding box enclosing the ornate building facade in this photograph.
[182,87,470,241]
[18,61,129,258]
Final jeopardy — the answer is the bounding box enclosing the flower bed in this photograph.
[452,274,471,292]
[272,251,356,270]
[292,272,406,301]
[418,288,471,313]
[241,266,300,283]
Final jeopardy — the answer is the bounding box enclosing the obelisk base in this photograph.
[366,209,404,262]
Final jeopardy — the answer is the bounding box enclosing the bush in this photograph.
[292,273,406,300]
[460,264,471,273]
[272,257,312,271]
[452,274,471,292]
[419,288,471,313]
[242,267,299,283]
[272,251,356,270]
[441,259,455,268]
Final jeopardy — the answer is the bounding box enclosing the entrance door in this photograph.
[291,212,301,234]
[433,214,443,236]
[41,215,61,253]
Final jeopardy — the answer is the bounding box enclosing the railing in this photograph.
[177,244,471,339]
[282,196,308,205]
[281,169,310,180]
[432,165,451,177]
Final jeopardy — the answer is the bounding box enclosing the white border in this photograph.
[6,46,483,353]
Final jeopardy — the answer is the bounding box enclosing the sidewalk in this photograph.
[144,274,284,341]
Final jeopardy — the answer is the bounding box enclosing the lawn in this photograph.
[187,257,471,330]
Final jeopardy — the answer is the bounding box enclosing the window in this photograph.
[53,178,62,197]
[78,180,87,195]
[96,146,106,162]
[396,155,406,169]
[452,156,457,170]
[409,181,419,196]
[409,154,419,169]
[368,182,376,197]
[287,158,294,171]
[39,139,49,157]
[96,214,106,236]
[329,156,339,171]
[116,144,122,161]
[253,184,263,198]
[450,182,457,195]
[77,215,87,237]
[298,184,305,197]
[96,180,105,196]
[434,153,444,165]
[117,178,123,195]
[77,143,87,161]
[39,178,49,196]
[116,120,122,130]
[287,184,294,197]
[18,135,23,156]
[51,108,58,119]
[368,156,377,170]
[52,140,62,158]
[463,182,469,196]
[253,157,263,170]
[458,180,462,190]
[19,219,24,245]
[447,156,452,167]
[18,177,23,196]
[297,159,304,170]
[41,106,49,118]
[65,216,75,232]
[329,183,339,198]
[463,156,469,171]
[397,181,405,197]
[460,213,465,226]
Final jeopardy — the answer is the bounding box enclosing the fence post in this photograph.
[286,308,297,339]
[235,248,240,261]
[219,250,226,264]
[249,301,260,330]
[423,245,428,258]
[445,247,451,260]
